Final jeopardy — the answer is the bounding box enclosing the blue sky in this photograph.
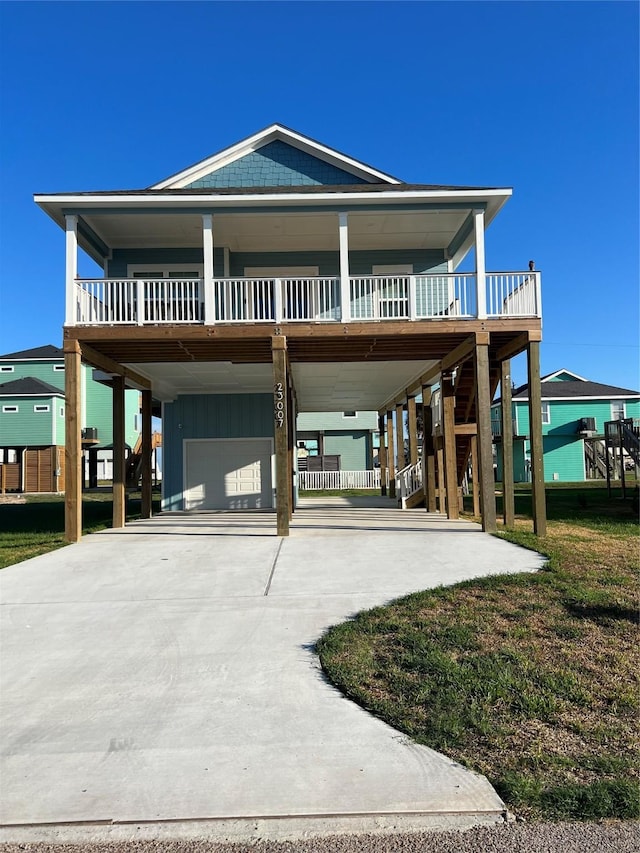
[0,1,638,391]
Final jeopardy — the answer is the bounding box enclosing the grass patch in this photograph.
[317,486,639,821]
[0,492,160,569]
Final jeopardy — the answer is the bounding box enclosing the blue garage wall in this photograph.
[162,393,273,510]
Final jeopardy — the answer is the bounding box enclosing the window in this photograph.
[34,405,50,413]
[343,411,357,418]
[60,406,65,417]
[611,401,625,421]
[53,364,65,372]
[541,403,550,424]
[0,365,14,373]
[2,405,18,413]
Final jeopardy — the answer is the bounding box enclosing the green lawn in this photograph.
[317,485,639,820]
[0,492,160,569]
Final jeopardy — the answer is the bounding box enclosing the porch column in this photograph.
[501,359,515,527]
[64,340,82,542]
[386,410,396,499]
[112,375,126,529]
[474,335,497,531]
[272,336,290,536]
[338,212,351,323]
[421,387,437,512]
[471,435,481,517]
[378,413,388,496]
[141,389,153,519]
[474,209,487,320]
[527,341,547,536]
[202,213,214,324]
[395,402,405,472]
[441,377,459,519]
[407,395,419,466]
[436,441,446,513]
[65,215,78,326]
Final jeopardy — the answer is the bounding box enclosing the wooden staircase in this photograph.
[125,432,162,487]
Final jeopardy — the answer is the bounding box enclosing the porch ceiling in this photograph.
[121,359,436,412]
[76,209,471,254]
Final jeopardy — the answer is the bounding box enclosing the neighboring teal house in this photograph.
[492,369,640,482]
[0,345,140,492]
[296,411,378,471]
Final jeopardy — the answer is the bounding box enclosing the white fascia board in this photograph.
[151,124,401,189]
[542,368,588,381]
[516,395,640,402]
[0,391,64,398]
[35,187,511,212]
[450,192,513,269]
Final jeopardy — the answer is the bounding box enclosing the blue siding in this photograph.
[186,141,367,188]
[230,249,446,277]
[323,431,371,470]
[162,393,273,510]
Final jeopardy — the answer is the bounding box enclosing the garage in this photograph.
[184,438,273,510]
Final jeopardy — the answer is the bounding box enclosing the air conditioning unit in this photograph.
[82,427,99,440]
[579,417,596,434]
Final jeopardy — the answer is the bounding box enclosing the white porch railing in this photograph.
[298,470,381,490]
[71,271,541,326]
[395,461,424,509]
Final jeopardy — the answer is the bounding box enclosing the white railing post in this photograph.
[136,278,144,325]
[202,213,214,324]
[474,209,487,319]
[338,212,351,322]
[408,275,417,320]
[534,271,542,319]
[65,215,78,326]
[274,278,283,322]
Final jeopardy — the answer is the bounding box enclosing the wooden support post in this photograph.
[474,339,497,532]
[141,389,153,519]
[442,378,459,519]
[501,360,515,527]
[64,341,82,542]
[386,410,396,499]
[112,375,126,529]
[436,443,446,513]
[471,435,480,517]
[395,402,405,472]
[407,396,418,466]
[378,413,388,496]
[422,389,437,512]
[0,463,6,495]
[527,340,547,536]
[272,337,290,536]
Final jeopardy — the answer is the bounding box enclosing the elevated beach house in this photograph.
[35,123,545,540]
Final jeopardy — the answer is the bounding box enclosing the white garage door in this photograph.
[184,439,273,510]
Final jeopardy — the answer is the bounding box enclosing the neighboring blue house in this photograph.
[296,411,378,471]
[492,369,640,482]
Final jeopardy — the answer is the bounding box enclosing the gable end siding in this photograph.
[186,141,368,188]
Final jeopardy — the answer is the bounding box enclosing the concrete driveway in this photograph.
[0,497,545,843]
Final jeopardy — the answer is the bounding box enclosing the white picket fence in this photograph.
[298,470,381,490]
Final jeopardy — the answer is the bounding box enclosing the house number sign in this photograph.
[274,382,285,429]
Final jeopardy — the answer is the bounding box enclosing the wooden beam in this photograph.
[441,334,481,372]
[64,341,82,542]
[386,411,396,499]
[79,343,152,390]
[474,342,497,532]
[527,341,547,536]
[141,389,153,519]
[441,380,459,519]
[407,396,419,466]
[436,445,446,513]
[272,336,290,536]
[112,375,126,529]
[495,329,542,363]
[378,413,388,496]
[501,359,515,528]
[454,423,478,436]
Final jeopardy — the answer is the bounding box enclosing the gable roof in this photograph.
[0,344,63,360]
[151,123,402,189]
[0,377,65,397]
[541,368,587,382]
[497,379,640,403]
